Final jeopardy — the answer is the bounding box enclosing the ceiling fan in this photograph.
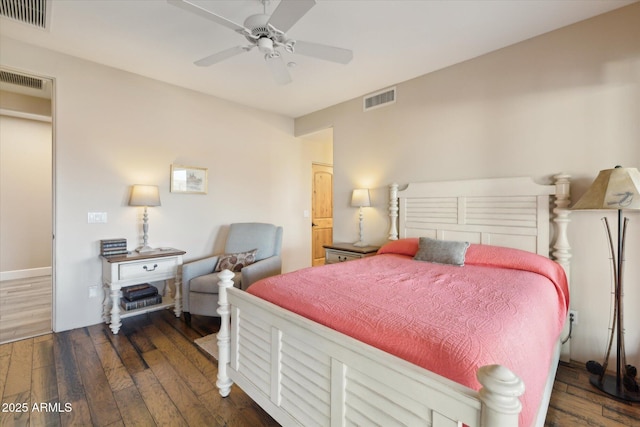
[167,0,353,85]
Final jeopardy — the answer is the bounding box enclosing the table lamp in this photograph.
[351,188,371,247]
[129,184,161,253]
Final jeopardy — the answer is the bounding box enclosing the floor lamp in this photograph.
[129,184,161,253]
[573,166,640,402]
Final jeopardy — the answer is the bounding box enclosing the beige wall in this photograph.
[301,127,333,165]
[0,115,52,272]
[0,36,320,332]
[0,90,51,117]
[296,4,640,366]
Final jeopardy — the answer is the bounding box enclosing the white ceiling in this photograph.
[0,0,635,118]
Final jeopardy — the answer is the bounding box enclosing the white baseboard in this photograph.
[0,267,52,281]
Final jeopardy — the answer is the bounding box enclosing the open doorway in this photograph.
[312,163,333,265]
[301,128,333,266]
[0,68,54,343]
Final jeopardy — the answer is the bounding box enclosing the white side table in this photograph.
[101,248,185,334]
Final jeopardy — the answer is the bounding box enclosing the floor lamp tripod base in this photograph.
[589,374,640,402]
[586,212,640,402]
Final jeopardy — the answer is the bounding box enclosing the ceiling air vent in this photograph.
[363,87,396,112]
[0,70,44,90]
[0,0,49,29]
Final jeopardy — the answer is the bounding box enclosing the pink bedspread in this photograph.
[248,242,568,427]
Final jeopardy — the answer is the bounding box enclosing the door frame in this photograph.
[311,162,333,266]
[0,67,56,334]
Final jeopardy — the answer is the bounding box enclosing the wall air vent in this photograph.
[363,87,396,112]
[0,0,49,29]
[0,70,44,90]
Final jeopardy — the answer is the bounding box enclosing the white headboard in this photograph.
[388,175,571,260]
[388,174,572,362]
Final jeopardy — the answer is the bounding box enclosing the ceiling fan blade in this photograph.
[294,40,353,64]
[265,55,292,85]
[167,0,249,35]
[194,46,250,67]
[268,0,316,33]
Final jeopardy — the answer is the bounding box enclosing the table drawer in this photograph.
[119,257,178,280]
[325,251,361,264]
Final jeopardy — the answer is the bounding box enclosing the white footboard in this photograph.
[216,270,524,427]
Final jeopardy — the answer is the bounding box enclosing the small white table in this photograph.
[101,248,185,334]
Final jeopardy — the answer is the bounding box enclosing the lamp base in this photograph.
[352,240,368,247]
[136,245,155,253]
[590,374,640,402]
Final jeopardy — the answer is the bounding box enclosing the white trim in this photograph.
[0,267,52,281]
[0,108,52,122]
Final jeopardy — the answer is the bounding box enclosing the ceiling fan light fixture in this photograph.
[257,37,274,54]
[284,39,296,54]
[265,51,281,60]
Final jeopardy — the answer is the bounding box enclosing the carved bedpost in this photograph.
[477,365,525,427]
[552,173,572,276]
[553,173,572,362]
[216,269,235,397]
[389,183,399,240]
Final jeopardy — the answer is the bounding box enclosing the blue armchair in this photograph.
[181,222,283,320]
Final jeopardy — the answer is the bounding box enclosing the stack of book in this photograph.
[120,283,162,311]
[101,238,128,257]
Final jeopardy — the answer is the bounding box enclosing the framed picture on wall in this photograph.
[170,164,208,194]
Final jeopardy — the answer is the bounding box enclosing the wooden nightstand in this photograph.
[323,242,380,264]
[101,248,185,334]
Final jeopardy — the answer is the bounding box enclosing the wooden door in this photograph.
[312,164,333,266]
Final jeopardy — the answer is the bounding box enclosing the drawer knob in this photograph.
[143,264,158,272]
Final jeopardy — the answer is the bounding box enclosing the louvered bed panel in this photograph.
[344,367,433,426]
[397,178,553,255]
[280,334,332,426]
[234,311,271,393]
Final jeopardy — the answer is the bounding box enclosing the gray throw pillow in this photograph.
[413,237,470,266]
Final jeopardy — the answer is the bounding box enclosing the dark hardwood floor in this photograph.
[0,310,277,427]
[545,362,640,426]
[0,309,638,426]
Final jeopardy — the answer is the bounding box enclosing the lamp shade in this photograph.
[351,188,371,208]
[129,184,161,207]
[572,166,640,210]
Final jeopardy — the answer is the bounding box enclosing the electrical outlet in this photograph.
[569,310,578,325]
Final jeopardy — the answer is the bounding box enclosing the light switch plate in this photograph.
[88,212,107,223]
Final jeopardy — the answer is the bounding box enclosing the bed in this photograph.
[215,175,572,427]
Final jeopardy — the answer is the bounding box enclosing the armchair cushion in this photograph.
[240,255,282,290]
[190,272,241,293]
[214,248,257,272]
